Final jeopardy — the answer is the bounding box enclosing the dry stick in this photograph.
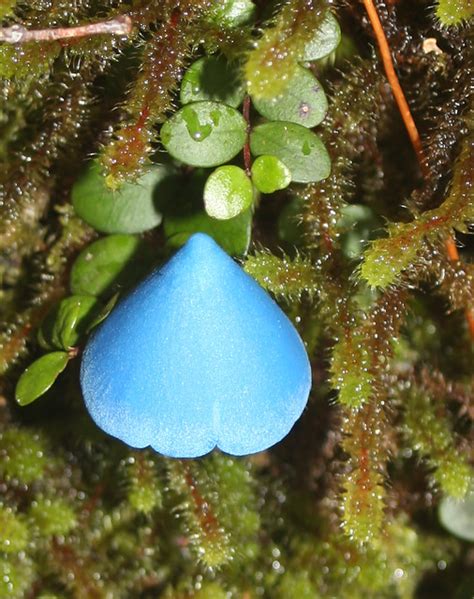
[0,15,132,43]
[362,0,473,338]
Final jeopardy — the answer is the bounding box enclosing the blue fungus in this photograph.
[80,233,311,457]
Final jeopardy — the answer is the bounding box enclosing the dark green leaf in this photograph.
[278,197,305,245]
[160,101,246,168]
[86,293,120,333]
[336,204,382,260]
[251,65,327,128]
[72,161,168,234]
[180,56,245,108]
[250,122,330,183]
[204,166,253,220]
[15,352,69,406]
[251,155,291,194]
[161,171,252,256]
[70,234,149,298]
[207,0,256,27]
[40,296,101,350]
[302,12,341,62]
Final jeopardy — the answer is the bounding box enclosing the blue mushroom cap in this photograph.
[80,233,311,457]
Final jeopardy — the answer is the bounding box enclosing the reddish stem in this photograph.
[242,94,252,176]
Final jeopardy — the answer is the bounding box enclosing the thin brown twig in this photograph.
[0,15,132,43]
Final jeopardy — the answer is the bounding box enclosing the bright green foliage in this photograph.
[15,352,69,406]
[0,556,35,598]
[302,11,341,61]
[125,452,163,514]
[252,65,328,128]
[161,101,247,167]
[244,251,319,300]
[167,455,259,569]
[250,122,331,183]
[340,400,388,545]
[0,42,60,78]
[72,161,165,231]
[0,505,29,553]
[403,387,472,498]
[360,221,421,288]
[435,0,473,25]
[251,155,291,194]
[276,572,319,598]
[330,333,374,408]
[70,234,143,298]
[180,56,245,107]
[244,0,329,99]
[28,497,77,536]
[361,135,473,288]
[204,165,253,219]
[39,295,100,350]
[439,482,474,542]
[0,428,47,483]
[0,0,16,18]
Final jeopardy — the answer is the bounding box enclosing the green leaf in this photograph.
[207,0,256,27]
[278,196,305,244]
[160,101,246,168]
[251,65,327,128]
[162,172,252,256]
[302,12,341,61]
[180,56,245,108]
[86,293,120,333]
[439,482,474,542]
[40,296,100,350]
[250,122,330,183]
[72,161,167,234]
[204,166,253,220]
[70,234,148,298]
[251,155,291,194]
[337,204,382,260]
[15,352,69,406]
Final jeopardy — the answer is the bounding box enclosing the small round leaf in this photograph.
[160,170,252,255]
[250,122,330,183]
[72,161,166,234]
[439,484,474,542]
[160,101,246,168]
[251,155,291,194]
[302,12,341,62]
[251,65,327,128]
[15,352,69,406]
[180,56,245,108]
[207,0,256,27]
[70,234,144,298]
[204,166,253,220]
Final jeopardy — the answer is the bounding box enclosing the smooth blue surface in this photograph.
[80,233,311,457]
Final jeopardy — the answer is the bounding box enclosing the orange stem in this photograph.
[445,236,460,261]
[361,0,427,176]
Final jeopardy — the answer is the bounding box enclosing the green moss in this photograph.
[28,497,77,536]
[0,428,47,484]
[0,505,29,553]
